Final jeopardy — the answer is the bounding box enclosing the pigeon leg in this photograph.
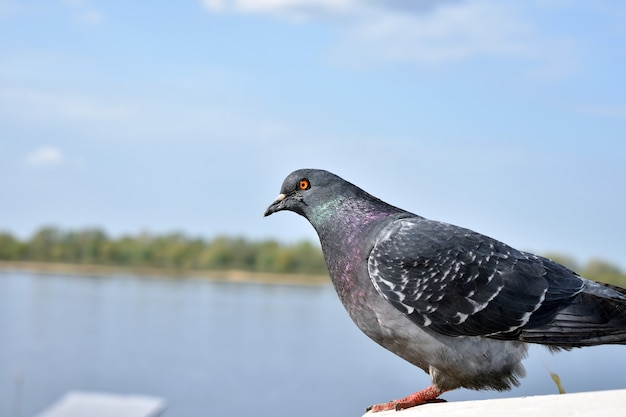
[366,385,447,413]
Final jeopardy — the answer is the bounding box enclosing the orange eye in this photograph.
[298,179,310,190]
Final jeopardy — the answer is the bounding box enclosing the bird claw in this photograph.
[366,397,447,413]
[366,386,447,412]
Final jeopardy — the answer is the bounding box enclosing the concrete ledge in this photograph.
[34,391,166,417]
[364,389,626,417]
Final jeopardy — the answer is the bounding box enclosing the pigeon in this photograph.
[264,169,626,412]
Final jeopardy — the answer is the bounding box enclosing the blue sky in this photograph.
[1,0,625,269]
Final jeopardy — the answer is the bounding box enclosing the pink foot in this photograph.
[367,385,447,412]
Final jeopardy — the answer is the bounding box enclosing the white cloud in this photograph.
[202,0,571,73]
[337,3,540,64]
[59,0,103,26]
[60,0,89,6]
[202,0,450,20]
[202,0,356,20]
[25,146,64,167]
[76,10,103,25]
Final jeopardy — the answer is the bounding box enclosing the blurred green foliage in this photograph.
[542,252,626,287]
[0,227,624,287]
[0,227,327,275]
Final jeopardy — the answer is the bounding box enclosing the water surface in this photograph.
[1,271,624,417]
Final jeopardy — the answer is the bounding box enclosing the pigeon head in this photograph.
[264,169,346,220]
[264,169,407,232]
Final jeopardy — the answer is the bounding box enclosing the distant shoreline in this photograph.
[0,260,329,286]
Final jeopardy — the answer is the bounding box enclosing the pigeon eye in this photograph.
[298,179,310,190]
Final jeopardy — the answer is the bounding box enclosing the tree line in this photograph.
[0,227,327,275]
[0,226,624,287]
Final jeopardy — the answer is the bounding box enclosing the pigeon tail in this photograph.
[521,279,626,347]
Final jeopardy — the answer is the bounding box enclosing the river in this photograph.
[0,271,624,417]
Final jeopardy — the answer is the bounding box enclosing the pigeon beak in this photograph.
[264,193,287,217]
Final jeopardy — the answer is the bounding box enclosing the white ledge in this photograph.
[364,389,626,417]
[34,391,166,417]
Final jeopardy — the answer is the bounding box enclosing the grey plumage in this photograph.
[264,169,626,405]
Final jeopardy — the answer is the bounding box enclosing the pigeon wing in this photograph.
[367,217,580,339]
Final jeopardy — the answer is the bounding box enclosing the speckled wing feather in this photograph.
[367,217,585,339]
